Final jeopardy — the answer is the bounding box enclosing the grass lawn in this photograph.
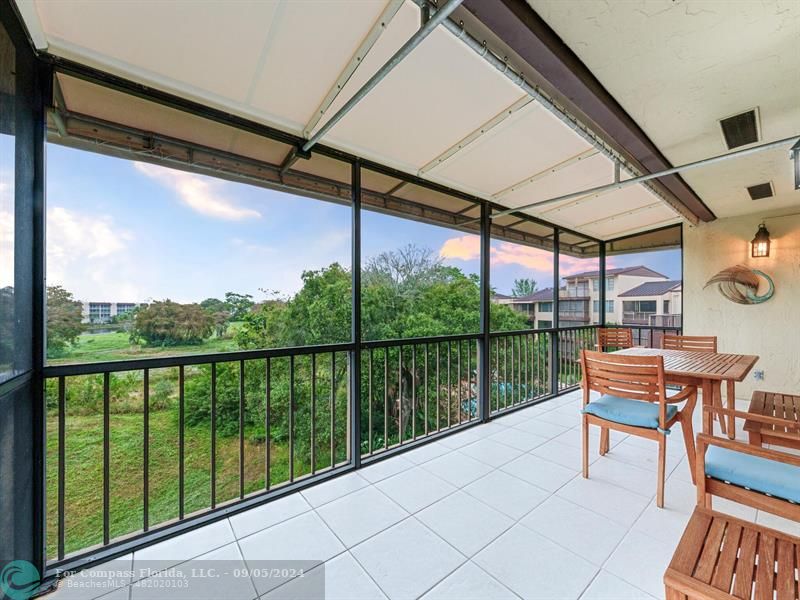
[45,409,303,559]
[48,325,244,365]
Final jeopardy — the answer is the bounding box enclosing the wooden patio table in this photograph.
[611,348,759,456]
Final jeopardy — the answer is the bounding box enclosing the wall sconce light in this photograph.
[751,223,771,258]
[792,138,800,190]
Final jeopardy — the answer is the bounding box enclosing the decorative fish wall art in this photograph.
[704,265,774,304]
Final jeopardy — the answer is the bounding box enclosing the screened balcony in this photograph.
[2,0,799,599]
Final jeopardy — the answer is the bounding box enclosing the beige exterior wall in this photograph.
[683,213,800,400]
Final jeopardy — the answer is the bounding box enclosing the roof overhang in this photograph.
[460,0,715,223]
[13,0,723,240]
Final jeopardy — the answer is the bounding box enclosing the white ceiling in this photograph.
[19,0,794,238]
[528,0,800,220]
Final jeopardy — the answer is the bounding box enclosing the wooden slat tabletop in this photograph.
[612,348,759,382]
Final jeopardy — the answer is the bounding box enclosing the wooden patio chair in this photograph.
[661,334,728,436]
[664,506,800,600]
[661,334,717,353]
[596,327,633,352]
[696,404,800,522]
[744,390,800,450]
[580,350,697,507]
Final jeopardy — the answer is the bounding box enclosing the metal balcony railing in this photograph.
[42,322,681,569]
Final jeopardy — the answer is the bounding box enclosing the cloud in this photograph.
[439,235,612,277]
[439,235,480,261]
[493,243,557,272]
[134,162,261,221]
[47,206,141,300]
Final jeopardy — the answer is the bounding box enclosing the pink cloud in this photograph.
[439,235,480,261]
[439,235,617,277]
[492,243,555,272]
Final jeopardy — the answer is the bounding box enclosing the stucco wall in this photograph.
[683,213,800,400]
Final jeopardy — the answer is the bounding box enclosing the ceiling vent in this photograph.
[719,108,760,149]
[747,182,773,201]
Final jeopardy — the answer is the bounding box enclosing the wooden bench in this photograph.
[664,506,800,600]
[745,391,800,450]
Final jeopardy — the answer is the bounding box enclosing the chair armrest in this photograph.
[702,405,800,431]
[696,433,800,468]
[666,385,697,404]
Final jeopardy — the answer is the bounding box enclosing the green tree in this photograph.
[511,278,537,297]
[236,265,351,349]
[131,300,213,346]
[227,247,532,455]
[47,285,85,356]
[224,292,254,320]
[200,297,233,337]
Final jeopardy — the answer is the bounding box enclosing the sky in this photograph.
[1,135,14,289]
[42,144,681,304]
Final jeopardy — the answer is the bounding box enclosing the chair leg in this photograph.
[599,427,609,456]
[582,415,589,478]
[679,413,696,485]
[748,431,762,447]
[657,434,666,508]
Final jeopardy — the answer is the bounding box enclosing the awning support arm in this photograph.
[300,0,464,153]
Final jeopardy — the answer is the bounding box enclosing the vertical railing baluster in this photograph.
[530,334,535,398]
[494,338,499,413]
[534,334,539,397]
[103,372,110,544]
[57,376,65,559]
[265,358,270,491]
[424,344,429,435]
[531,334,535,397]
[532,334,535,399]
[367,349,372,456]
[572,331,576,386]
[572,331,575,387]
[212,363,218,503]
[568,331,572,387]
[513,335,518,405]
[447,341,452,427]
[411,345,416,440]
[523,334,528,403]
[503,337,508,410]
[457,340,462,424]
[522,336,526,403]
[398,345,403,444]
[289,355,295,482]
[331,353,336,467]
[143,369,149,531]
[436,344,440,431]
[239,360,245,499]
[179,366,185,519]
[517,335,520,404]
[520,335,524,403]
[466,340,472,420]
[312,353,317,473]
[383,349,388,450]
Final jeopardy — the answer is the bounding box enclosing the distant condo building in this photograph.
[81,301,143,324]
[492,265,681,329]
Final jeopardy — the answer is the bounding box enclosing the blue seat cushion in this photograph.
[705,445,800,504]
[583,395,677,430]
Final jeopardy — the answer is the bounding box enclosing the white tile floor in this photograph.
[47,391,800,600]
